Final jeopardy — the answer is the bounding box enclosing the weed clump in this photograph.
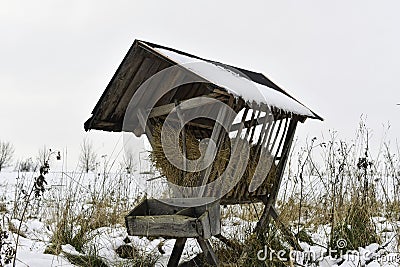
[331,199,379,252]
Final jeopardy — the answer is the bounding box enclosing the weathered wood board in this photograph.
[125,198,220,239]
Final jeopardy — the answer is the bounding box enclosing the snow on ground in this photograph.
[1,168,400,266]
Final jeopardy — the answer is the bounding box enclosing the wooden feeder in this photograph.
[125,198,220,266]
[85,40,322,266]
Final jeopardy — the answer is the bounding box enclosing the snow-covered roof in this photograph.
[85,40,322,133]
[152,47,321,120]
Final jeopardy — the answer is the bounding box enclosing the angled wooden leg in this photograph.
[168,238,187,267]
[270,206,302,251]
[255,198,302,250]
[196,237,218,266]
[215,234,242,253]
[255,197,274,234]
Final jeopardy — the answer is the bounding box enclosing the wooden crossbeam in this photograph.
[157,116,214,130]
[148,96,218,118]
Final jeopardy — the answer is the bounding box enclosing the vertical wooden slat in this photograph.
[269,118,284,153]
[255,118,298,233]
[264,119,277,152]
[101,49,146,120]
[274,117,289,161]
[255,111,272,149]
[249,109,261,144]
[113,56,158,119]
[244,108,256,140]
[175,100,187,173]
[223,107,249,200]
[198,107,227,190]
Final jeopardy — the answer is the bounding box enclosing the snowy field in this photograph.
[0,167,399,266]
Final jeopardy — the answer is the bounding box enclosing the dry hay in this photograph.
[150,124,278,203]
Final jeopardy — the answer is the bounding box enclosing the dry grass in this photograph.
[5,120,400,266]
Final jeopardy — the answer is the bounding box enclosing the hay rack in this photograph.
[85,40,322,266]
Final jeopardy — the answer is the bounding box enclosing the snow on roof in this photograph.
[154,48,317,118]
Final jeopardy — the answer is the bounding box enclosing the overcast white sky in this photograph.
[1,0,400,170]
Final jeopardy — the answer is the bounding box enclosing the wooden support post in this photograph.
[168,238,187,267]
[196,237,219,266]
[198,95,234,196]
[175,100,187,172]
[198,107,227,191]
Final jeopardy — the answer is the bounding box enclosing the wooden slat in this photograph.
[100,49,146,121]
[270,119,298,203]
[87,120,120,129]
[139,61,183,110]
[254,116,274,160]
[269,117,284,153]
[244,109,256,140]
[125,214,199,238]
[113,56,160,119]
[222,108,249,200]
[175,100,187,173]
[123,65,189,132]
[230,114,271,132]
[274,118,289,161]
[255,112,272,148]
[213,88,231,96]
[198,107,228,196]
[148,96,218,119]
[255,118,298,233]
[249,109,261,143]
[264,119,277,151]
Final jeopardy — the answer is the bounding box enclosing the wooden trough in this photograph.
[125,198,220,239]
[85,40,323,266]
[126,198,220,266]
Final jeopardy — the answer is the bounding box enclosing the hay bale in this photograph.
[149,124,277,202]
